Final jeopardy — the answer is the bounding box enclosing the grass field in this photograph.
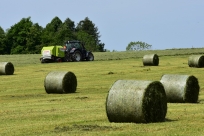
[0,48,204,136]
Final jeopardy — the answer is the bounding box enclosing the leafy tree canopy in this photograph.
[76,17,105,51]
[41,16,63,45]
[126,41,152,51]
[6,17,43,54]
[55,18,76,45]
[1,16,105,54]
[0,26,6,54]
[45,16,62,33]
[76,30,97,51]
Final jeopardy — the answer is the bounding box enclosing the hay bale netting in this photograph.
[188,55,204,68]
[160,74,200,103]
[106,80,167,123]
[0,62,15,75]
[44,71,77,94]
[143,54,159,66]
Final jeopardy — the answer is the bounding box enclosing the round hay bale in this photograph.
[44,71,77,94]
[160,74,200,103]
[188,55,204,68]
[0,62,15,75]
[143,54,159,66]
[106,80,167,123]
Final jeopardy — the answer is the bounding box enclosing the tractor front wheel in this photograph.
[73,51,82,62]
[86,52,94,61]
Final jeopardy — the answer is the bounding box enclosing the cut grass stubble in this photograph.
[1,52,204,135]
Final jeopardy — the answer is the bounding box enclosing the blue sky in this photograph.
[0,0,204,51]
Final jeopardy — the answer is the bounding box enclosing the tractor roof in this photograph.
[66,40,81,43]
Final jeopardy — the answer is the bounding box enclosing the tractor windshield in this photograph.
[65,42,83,50]
[65,43,73,50]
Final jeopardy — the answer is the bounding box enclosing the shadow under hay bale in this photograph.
[143,54,159,66]
[106,80,167,123]
[44,71,77,94]
[160,74,200,103]
[0,62,15,75]
[188,55,204,68]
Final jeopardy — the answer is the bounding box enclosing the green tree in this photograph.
[63,18,75,32]
[27,23,43,53]
[3,16,105,54]
[126,41,152,51]
[0,26,6,54]
[6,17,42,54]
[76,17,105,52]
[55,18,76,45]
[41,16,62,45]
[6,17,31,54]
[5,17,42,54]
[76,30,97,51]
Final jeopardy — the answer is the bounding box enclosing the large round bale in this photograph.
[143,54,159,66]
[0,62,15,75]
[44,71,77,94]
[188,55,204,68]
[160,74,199,103]
[106,80,167,123]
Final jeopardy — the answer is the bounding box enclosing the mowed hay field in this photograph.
[1,48,204,136]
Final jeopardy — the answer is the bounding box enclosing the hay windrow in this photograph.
[44,71,77,94]
[0,62,14,75]
[160,74,200,103]
[143,54,159,66]
[188,55,204,67]
[106,80,167,123]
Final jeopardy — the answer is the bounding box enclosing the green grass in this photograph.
[0,48,204,136]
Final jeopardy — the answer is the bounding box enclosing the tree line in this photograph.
[126,41,152,51]
[0,17,105,54]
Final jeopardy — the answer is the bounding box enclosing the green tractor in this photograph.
[40,41,94,63]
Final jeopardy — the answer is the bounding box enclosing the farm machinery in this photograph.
[40,41,94,63]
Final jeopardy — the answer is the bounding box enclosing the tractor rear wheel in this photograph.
[86,52,94,61]
[73,51,82,61]
[64,52,71,62]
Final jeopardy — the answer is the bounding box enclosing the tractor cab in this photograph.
[64,41,87,59]
[65,41,84,50]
